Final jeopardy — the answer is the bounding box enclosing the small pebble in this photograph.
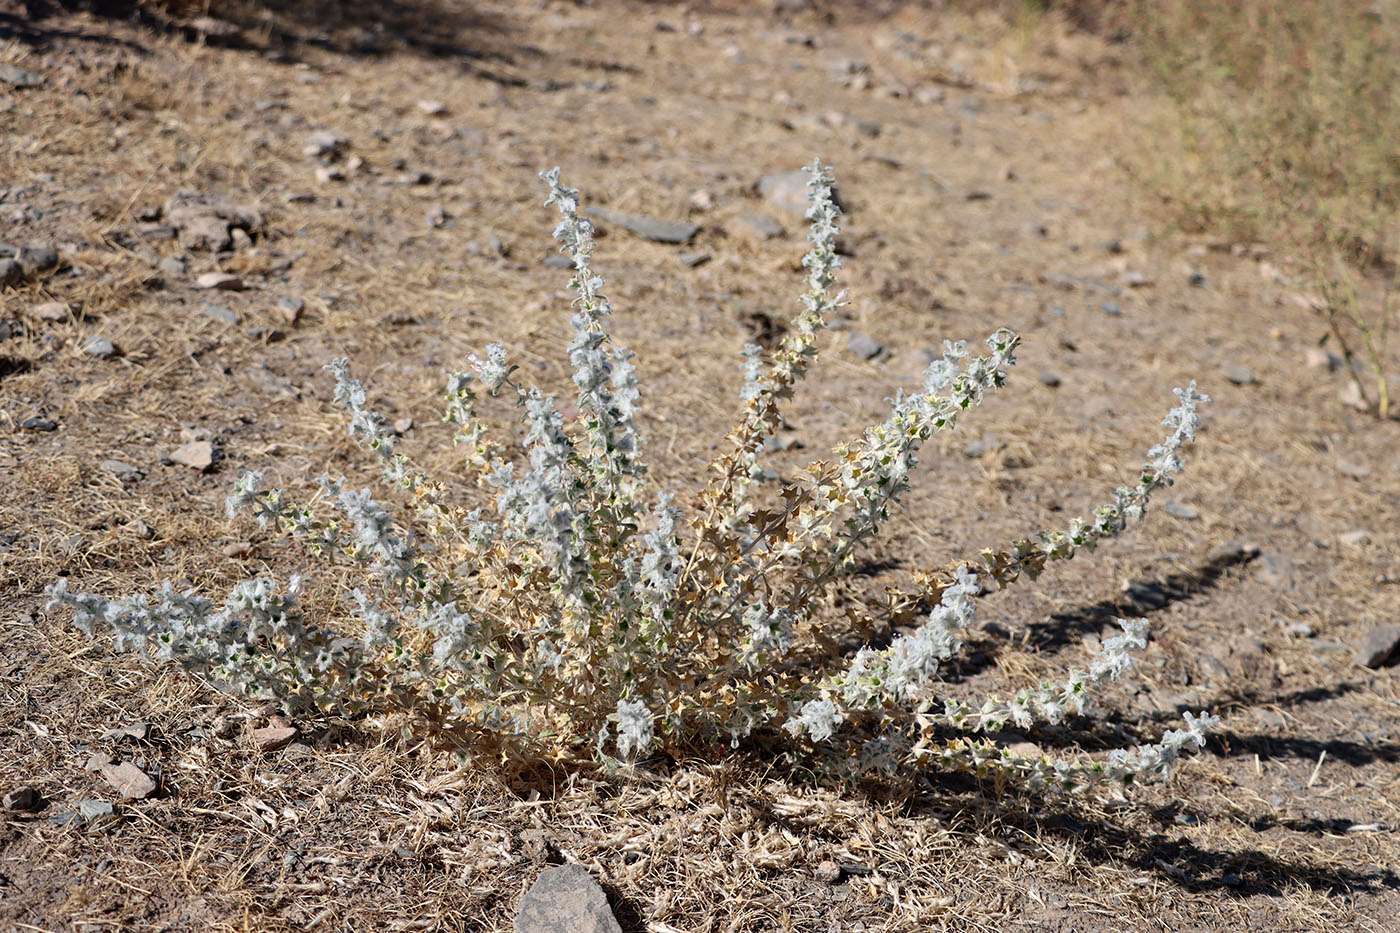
[1163,500,1199,520]
[101,459,143,478]
[1037,371,1062,388]
[31,301,72,322]
[201,304,238,325]
[1223,363,1255,385]
[1101,301,1121,316]
[82,337,117,359]
[847,331,884,360]
[195,272,244,291]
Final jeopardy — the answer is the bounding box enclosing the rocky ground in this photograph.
[2,1,1399,931]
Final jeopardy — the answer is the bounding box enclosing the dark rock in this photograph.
[21,418,58,432]
[586,206,698,244]
[0,258,19,284]
[514,865,622,933]
[3,786,40,811]
[1356,625,1400,668]
[17,244,59,276]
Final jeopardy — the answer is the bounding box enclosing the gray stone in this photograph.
[759,169,841,216]
[0,63,43,88]
[82,337,117,359]
[277,296,304,324]
[585,206,698,244]
[1101,301,1122,316]
[31,301,72,322]
[201,303,238,325]
[20,417,57,432]
[1223,363,1255,385]
[678,252,710,267]
[77,799,114,821]
[1356,625,1400,668]
[164,193,263,253]
[17,244,58,276]
[0,258,19,284]
[543,255,574,270]
[1037,371,1062,388]
[169,440,215,472]
[514,865,621,933]
[157,256,187,277]
[729,212,785,240]
[1163,500,1199,520]
[101,460,143,478]
[847,331,883,360]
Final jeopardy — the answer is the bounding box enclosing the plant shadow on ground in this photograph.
[776,762,1399,902]
[0,6,148,50]
[27,1,529,76]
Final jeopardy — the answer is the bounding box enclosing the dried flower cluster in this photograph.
[49,161,1217,791]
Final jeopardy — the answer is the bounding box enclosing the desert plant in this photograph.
[48,161,1216,792]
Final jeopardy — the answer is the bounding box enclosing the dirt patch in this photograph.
[2,2,1398,931]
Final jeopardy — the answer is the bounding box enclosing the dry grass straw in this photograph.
[3,2,1399,930]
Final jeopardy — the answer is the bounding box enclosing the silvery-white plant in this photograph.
[48,161,1217,791]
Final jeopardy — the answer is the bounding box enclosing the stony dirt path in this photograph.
[2,2,1398,931]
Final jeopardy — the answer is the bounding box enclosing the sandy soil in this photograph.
[2,2,1398,930]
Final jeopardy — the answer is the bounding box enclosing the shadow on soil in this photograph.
[22,0,515,66]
